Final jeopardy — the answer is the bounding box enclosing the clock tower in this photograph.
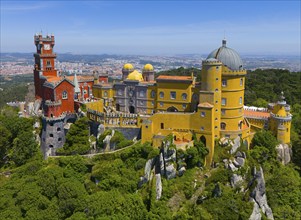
[33,33,58,99]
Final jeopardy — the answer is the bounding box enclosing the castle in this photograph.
[33,34,292,162]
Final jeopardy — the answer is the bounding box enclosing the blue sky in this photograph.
[1,1,300,55]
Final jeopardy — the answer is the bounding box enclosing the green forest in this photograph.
[0,68,301,219]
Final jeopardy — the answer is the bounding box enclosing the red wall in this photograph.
[54,80,75,115]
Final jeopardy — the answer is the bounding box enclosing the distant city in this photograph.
[1,53,300,78]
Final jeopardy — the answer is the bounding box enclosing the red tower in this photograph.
[33,33,58,99]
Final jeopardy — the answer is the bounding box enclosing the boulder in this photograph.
[249,198,261,220]
[178,166,186,177]
[230,174,243,188]
[275,144,292,165]
[235,157,245,167]
[166,164,177,179]
[235,151,243,158]
[230,136,241,154]
[155,174,162,200]
[159,152,165,176]
[228,162,238,172]
[250,167,274,220]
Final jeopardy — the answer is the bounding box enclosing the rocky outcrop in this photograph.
[138,158,156,188]
[230,136,241,154]
[249,167,274,220]
[276,143,292,165]
[155,174,162,200]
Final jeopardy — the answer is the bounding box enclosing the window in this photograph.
[225,134,230,138]
[182,104,186,109]
[151,90,155,98]
[49,145,54,148]
[182,93,187,100]
[216,78,219,81]
[83,90,87,94]
[151,101,154,106]
[215,88,218,92]
[117,89,123,96]
[222,98,227,106]
[240,78,243,86]
[58,138,62,142]
[161,123,164,129]
[201,112,206,117]
[221,109,226,115]
[170,91,176,99]
[139,90,145,97]
[46,60,51,66]
[62,91,68,99]
[49,133,53,137]
[215,100,218,104]
[57,127,61,132]
[140,100,144,105]
[239,97,242,105]
[215,118,218,121]
[215,109,218,112]
[238,121,243,130]
[160,102,164,107]
[222,79,227,87]
[200,126,204,131]
[104,91,108,97]
[221,122,226,130]
[159,92,164,99]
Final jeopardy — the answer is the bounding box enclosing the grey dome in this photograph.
[207,40,243,70]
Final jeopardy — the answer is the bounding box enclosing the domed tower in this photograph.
[122,63,134,81]
[142,64,154,81]
[269,92,292,144]
[204,39,247,139]
[126,70,144,81]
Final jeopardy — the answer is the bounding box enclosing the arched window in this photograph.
[238,121,243,130]
[220,122,226,130]
[159,92,164,99]
[151,90,155,98]
[182,93,187,100]
[62,91,68,99]
[240,78,243,86]
[139,90,145,97]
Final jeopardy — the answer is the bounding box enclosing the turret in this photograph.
[270,92,292,144]
[142,64,154,81]
[122,63,134,81]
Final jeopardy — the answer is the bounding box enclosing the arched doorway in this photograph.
[129,106,135,113]
[167,106,178,112]
[200,135,206,146]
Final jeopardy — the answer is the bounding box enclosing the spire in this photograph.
[74,73,81,93]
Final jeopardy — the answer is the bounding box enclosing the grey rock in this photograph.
[249,198,261,220]
[233,159,240,168]
[178,166,186,177]
[250,167,274,220]
[228,162,238,172]
[230,136,241,154]
[144,158,156,181]
[159,152,165,176]
[236,151,243,158]
[166,164,177,179]
[231,174,243,188]
[242,152,247,158]
[276,144,292,165]
[236,157,245,167]
[155,174,162,200]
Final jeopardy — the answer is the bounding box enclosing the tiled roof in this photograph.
[66,75,94,82]
[244,110,270,118]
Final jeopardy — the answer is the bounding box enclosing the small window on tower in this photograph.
[222,79,227,87]
[240,78,243,86]
[222,98,227,106]
[62,91,68,99]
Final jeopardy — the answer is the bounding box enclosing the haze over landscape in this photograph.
[1,1,300,56]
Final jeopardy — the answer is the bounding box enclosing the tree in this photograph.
[57,117,90,155]
[251,130,278,160]
[8,131,38,166]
